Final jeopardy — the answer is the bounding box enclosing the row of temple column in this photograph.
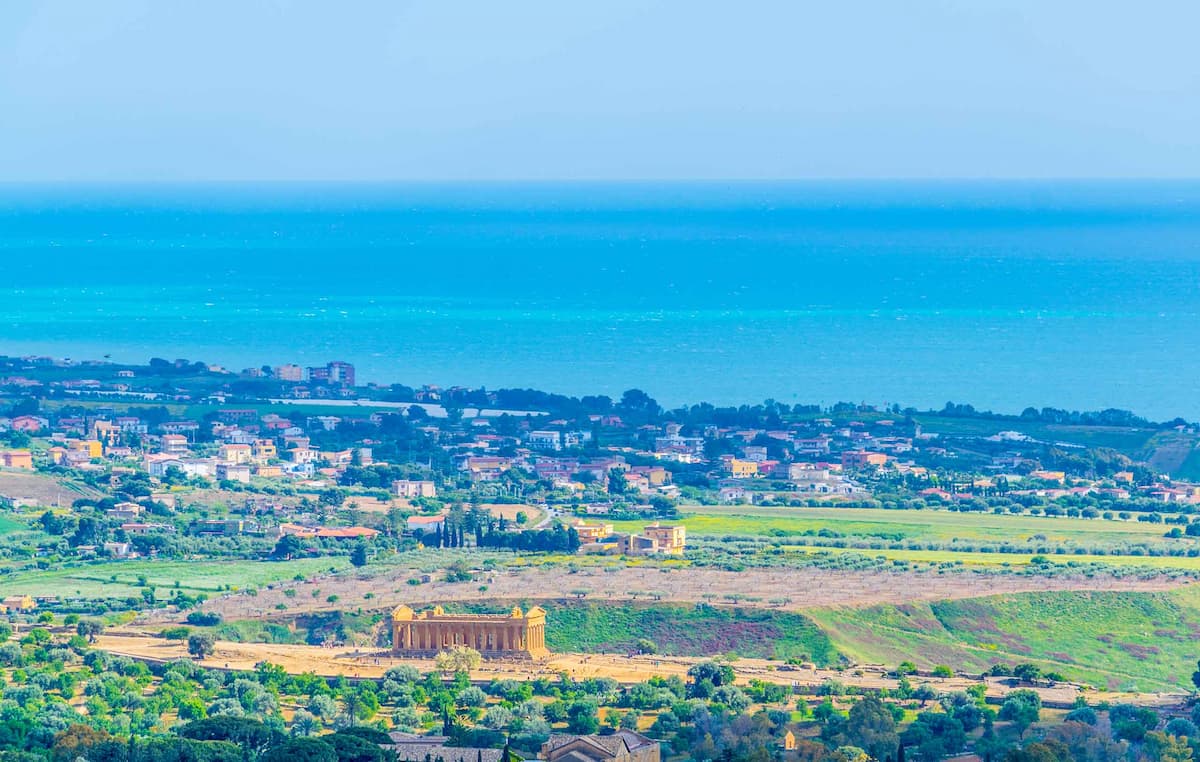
[396,621,546,653]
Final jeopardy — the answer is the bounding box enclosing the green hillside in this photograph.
[451,600,839,665]
[810,587,1200,692]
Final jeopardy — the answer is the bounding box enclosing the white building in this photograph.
[393,479,437,498]
[216,463,252,484]
[528,430,562,451]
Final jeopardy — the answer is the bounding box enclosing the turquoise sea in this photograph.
[1,181,1199,419]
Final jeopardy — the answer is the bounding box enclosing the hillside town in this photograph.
[2,355,1199,561]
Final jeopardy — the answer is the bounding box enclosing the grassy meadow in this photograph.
[810,586,1200,692]
[618,504,1181,543]
[612,504,1200,570]
[0,557,350,598]
[536,601,836,664]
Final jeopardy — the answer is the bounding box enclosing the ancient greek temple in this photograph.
[391,605,549,659]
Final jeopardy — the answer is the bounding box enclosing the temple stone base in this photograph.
[391,605,549,660]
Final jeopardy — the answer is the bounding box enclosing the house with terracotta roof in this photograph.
[0,595,35,612]
[386,733,512,762]
[9,416,48,432]
[219,443,253,464]
[841,450,889,468]
[314,526,380,539]
[0,450,33,470]
[540,731,660,762]
[160,434,189,455]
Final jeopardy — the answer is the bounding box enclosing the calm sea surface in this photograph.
[1,181,1199,419]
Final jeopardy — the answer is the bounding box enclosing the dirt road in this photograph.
[97,632,1093,706]
[174,564,1194,623]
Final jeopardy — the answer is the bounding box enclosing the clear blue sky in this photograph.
[1,1,1197,181]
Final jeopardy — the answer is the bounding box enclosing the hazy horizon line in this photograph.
[3,177,1200,187]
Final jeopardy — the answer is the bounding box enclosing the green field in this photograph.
[623,504,1179,542]
[780,545,1200,571]
[810,587,1200,692]
[610,504,1200,570]
[0,557,350,598]
[442,600,838,665]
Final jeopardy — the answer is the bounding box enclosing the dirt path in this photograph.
[97,632,1099,706]
[101,632,1183,707]
[173,564,1195,623]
